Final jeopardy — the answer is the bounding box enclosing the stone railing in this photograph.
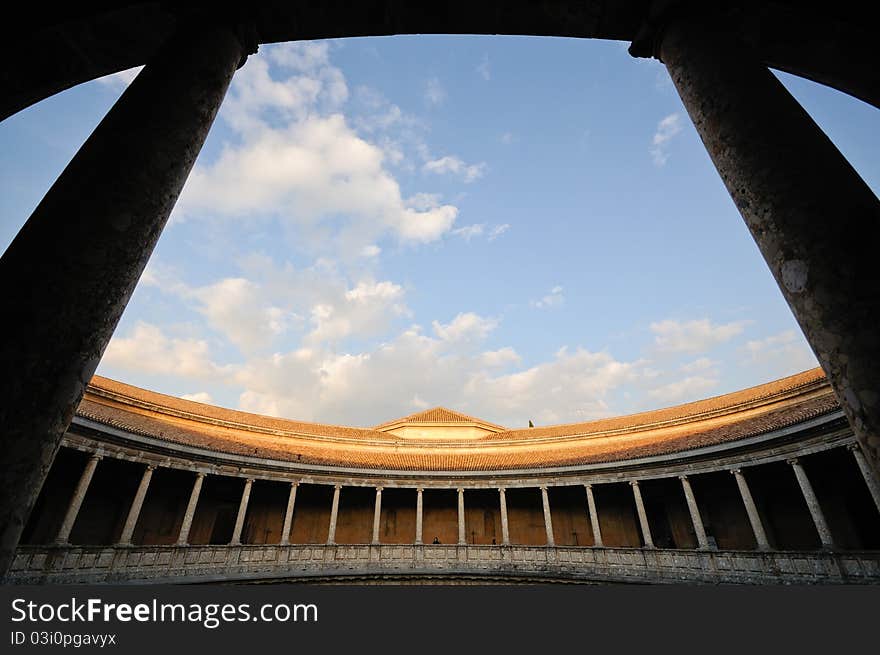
[7,544,880,584]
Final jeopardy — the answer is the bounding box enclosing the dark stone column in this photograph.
[654,16,880,474]
[0,21,250,578]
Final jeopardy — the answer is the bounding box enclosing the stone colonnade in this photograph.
[50,442,880,550]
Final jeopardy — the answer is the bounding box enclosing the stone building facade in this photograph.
[9,368,880,584]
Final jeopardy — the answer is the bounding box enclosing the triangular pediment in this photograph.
[374,406,506,439]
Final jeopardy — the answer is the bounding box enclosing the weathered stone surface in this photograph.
[0,23,244,579]
[660,16,880,477]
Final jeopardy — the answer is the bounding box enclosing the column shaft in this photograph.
[230,478,253,546]
[176,473,205,546]
[849,443,880,514]
[457,488,466,545]
[280,482,298,546]
[731,469,771,550]
[630,481,654,548]
[499,488,510,546]
[371,487,383,545]
[658,16,880,472]
[789,459,834,549]
[54,454,101,544]
[585,484,602,547]
[327,485,341,545]
[540,486,555,546]
[118,464,155,545]
[0,23,248,577]
[415,488,424,545]
[680,476,710,549]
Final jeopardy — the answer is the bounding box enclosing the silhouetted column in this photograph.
[415,488,424,545]
[499,488,510,545]
[176,472,205,546]
[372,487,383,545]
[848,443,880,514]
[630,481,654,548]
[280,482,298,546]
[540,486,555,546]
[680,476,710,549]
[457,488,466,545]
[655,15,880,474]
[230,478,253,546]
[788,458,834,549]
[585,484,602,547]
[0,21,252,577]
[327,485,341,545]
[118,464,155,545]
[54,453,101,544]
[731,468,771,551]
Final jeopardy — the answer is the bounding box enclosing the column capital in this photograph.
[333,484,342,490]
[290,480,299,487]
[846,442,861,453]
[375,486,383,492]
[244,477,255,483]
[195,471,207,479]
[144,463,157,471]
[628,480,640,487]
[786,457,801,466]
[89,452,103,461]
[416,487,424,493]
[730,468,742,476]
[498,487,506,494]
[457,487,465,493]
[678,474,689,481]
[584,482,593,490]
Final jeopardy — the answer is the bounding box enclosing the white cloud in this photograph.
[423,155,487,183]
[103,322,222,379]
[174,44,460,253]
[452,224,484,241]
[476,54,491,81]
[680,357,717,373]
[500,132,515,145]
[308,279,409,345]
[142,255,412,356]
[650,318,749,353]
[181,392,214,404]
[432,312,498,344]
[180,114,458,247]
[650,113,682,166]
[532,286,564,309]
[648,375,719,404]
[233,328,648,427]
[741,330,817,374]
[452,223,509,242]
[488,224,510,241]
[424,77,446,106]
[479,347,521,368]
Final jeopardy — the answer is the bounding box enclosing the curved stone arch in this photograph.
[2,1,878,122]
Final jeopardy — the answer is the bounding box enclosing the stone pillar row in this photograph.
[680,475,710,550]
[630,480,654,549]
[52,443,880,549]
[730,469,770,550]
[788,458,834,549]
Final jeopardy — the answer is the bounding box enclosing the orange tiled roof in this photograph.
[75,369,839,471]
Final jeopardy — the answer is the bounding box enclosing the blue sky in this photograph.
[2,35,878,428]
